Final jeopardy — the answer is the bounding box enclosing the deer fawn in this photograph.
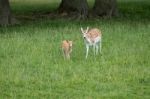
[62,40,73,59]
[81,27,102,59]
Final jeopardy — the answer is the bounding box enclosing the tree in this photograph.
[0,0,17,26]
[57,0,89,19]
[93,0,118,18]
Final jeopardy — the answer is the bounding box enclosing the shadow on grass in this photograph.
[10,0,150,22]
[0,0,150,31]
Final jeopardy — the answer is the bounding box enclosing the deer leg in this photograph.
[93,44,96,56]
[96,44,99,55]
[67,54,70,60]
[99,40,102,54]
[86,45,89,59]
[62,49,66,59]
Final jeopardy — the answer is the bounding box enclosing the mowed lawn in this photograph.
[0,0,150,99]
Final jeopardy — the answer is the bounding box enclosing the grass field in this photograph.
[0,0,150,98]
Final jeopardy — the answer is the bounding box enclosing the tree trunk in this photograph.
[0,0,17,26]
[58,0,89,19]
[93,0,118,18]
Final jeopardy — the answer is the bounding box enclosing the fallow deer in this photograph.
[62,40,73,59]
[81,27,102,58]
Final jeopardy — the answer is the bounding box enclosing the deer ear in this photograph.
[69,41,73,46]
[86,26,89,33]
[81,27,84,33]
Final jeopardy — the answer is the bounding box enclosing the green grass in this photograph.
[0,0,150,98]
